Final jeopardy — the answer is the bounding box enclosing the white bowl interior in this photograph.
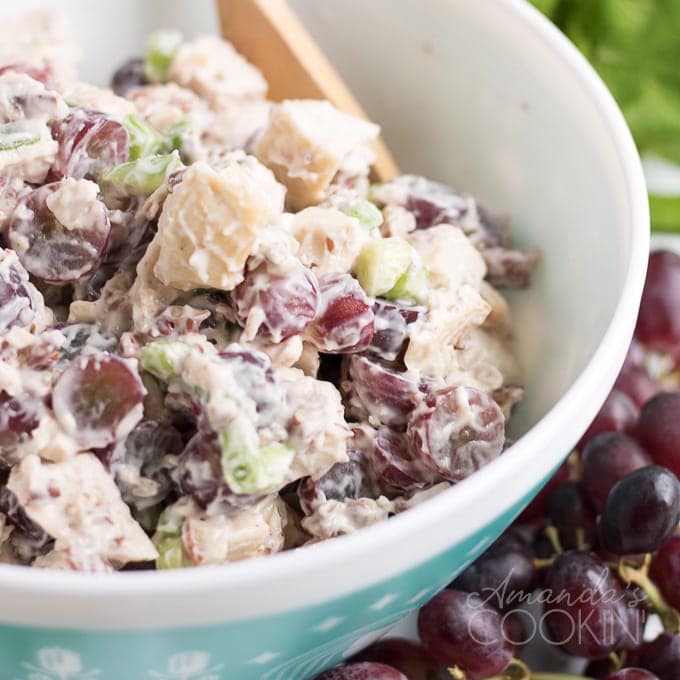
[0,0,648,632]
[1,0,635,437]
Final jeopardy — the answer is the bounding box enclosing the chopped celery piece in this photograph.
[354,237,414,296]
[385,259,430,304]
[219,419,294,495]
[124,113,166,160]
[155,535,189,570]
[100,151,183,197]
[144,29,183,84]
[343,199,383,230]
[164,117,192,154]
[140,340,189,382]
[0,124,40,151]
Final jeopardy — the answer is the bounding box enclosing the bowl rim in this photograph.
[0,0,649,602]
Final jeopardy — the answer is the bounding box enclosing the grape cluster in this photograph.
[313,250,680,680]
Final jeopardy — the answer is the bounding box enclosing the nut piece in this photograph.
[153,157,285,291]
[254,100,379,210]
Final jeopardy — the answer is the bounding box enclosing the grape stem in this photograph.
[483,658,596,680]
[617,557,680,633]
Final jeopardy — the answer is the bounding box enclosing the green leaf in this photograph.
[529,0,680,231]
[649,193,680,233]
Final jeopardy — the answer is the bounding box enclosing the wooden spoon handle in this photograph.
[216,0,399,181]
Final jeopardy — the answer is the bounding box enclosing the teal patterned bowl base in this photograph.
[0,479,546,680]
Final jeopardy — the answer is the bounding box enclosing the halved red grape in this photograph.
[0,486,54,561]
[638,392,680,478]
[307,273,374,353]
[599,465,680,555]
[313,663,407,680]
[345,354,423,429]
[650,534,680,611]
[232,261,319,342]
[0,248,37,333]
[8,182,110,283]
[50,108,129,181]
[351,638,448,680]
[578,390,639,450]
[0,63,50,85]
[408,386,505,482]
[417,590,513,678]
[52,353,145,449]
[108,419,182,510]
[581,432,653,511]
[369,426,435,491]
[0,390,40,456]
[367,300,423,366]
[614,365,660,408]
[218,347,288,430]
[298,433,380,515]
[635,250,680,351]
[543,552,638,658]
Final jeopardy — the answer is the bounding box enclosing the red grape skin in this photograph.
[578,390,639,450]
[543,552,639,659]
[369,426,436,492]
[417,590,513,679]
[313,663,407,680]
[623,338,646,371]
[614,365,660,408]
[638,392,680,478]
[517,460,571,522]
[345,354,423,430]
[635,250,680,351]
[451,533,536,610]
[599,465,680,555]
[367,301,423,366]
[637,632,680,680]
[307,273,374,353]
[351,638,448,680]
[0,391,40,456]
[0,248,37,333]
[407,386,505,482]
[111,57,148,96]
[52,353,145,449]
[649,534,680,611]
[232,262,319,342]
[604,670,661,680]
[8,182,111,283]
[581,432,653,511]
[545,481,597,549]
[50,108,129,181]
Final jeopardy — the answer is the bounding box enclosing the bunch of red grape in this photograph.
[312,253,680,679]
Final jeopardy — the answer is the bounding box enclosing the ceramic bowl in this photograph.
[0,1,649,678]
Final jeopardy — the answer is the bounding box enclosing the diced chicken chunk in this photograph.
[279,367,351,481]
[61,82,135,120]
[168,36,268,105]
[180,496,286,566]
[254,100,379,210]
[291,206,371,275]
[301,497,392,539]
[126,83,209,134]
[7,454,158,565]
[407,224,486,292]
[152,157,285,292]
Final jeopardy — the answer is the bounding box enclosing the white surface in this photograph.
[0,0,649,629]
